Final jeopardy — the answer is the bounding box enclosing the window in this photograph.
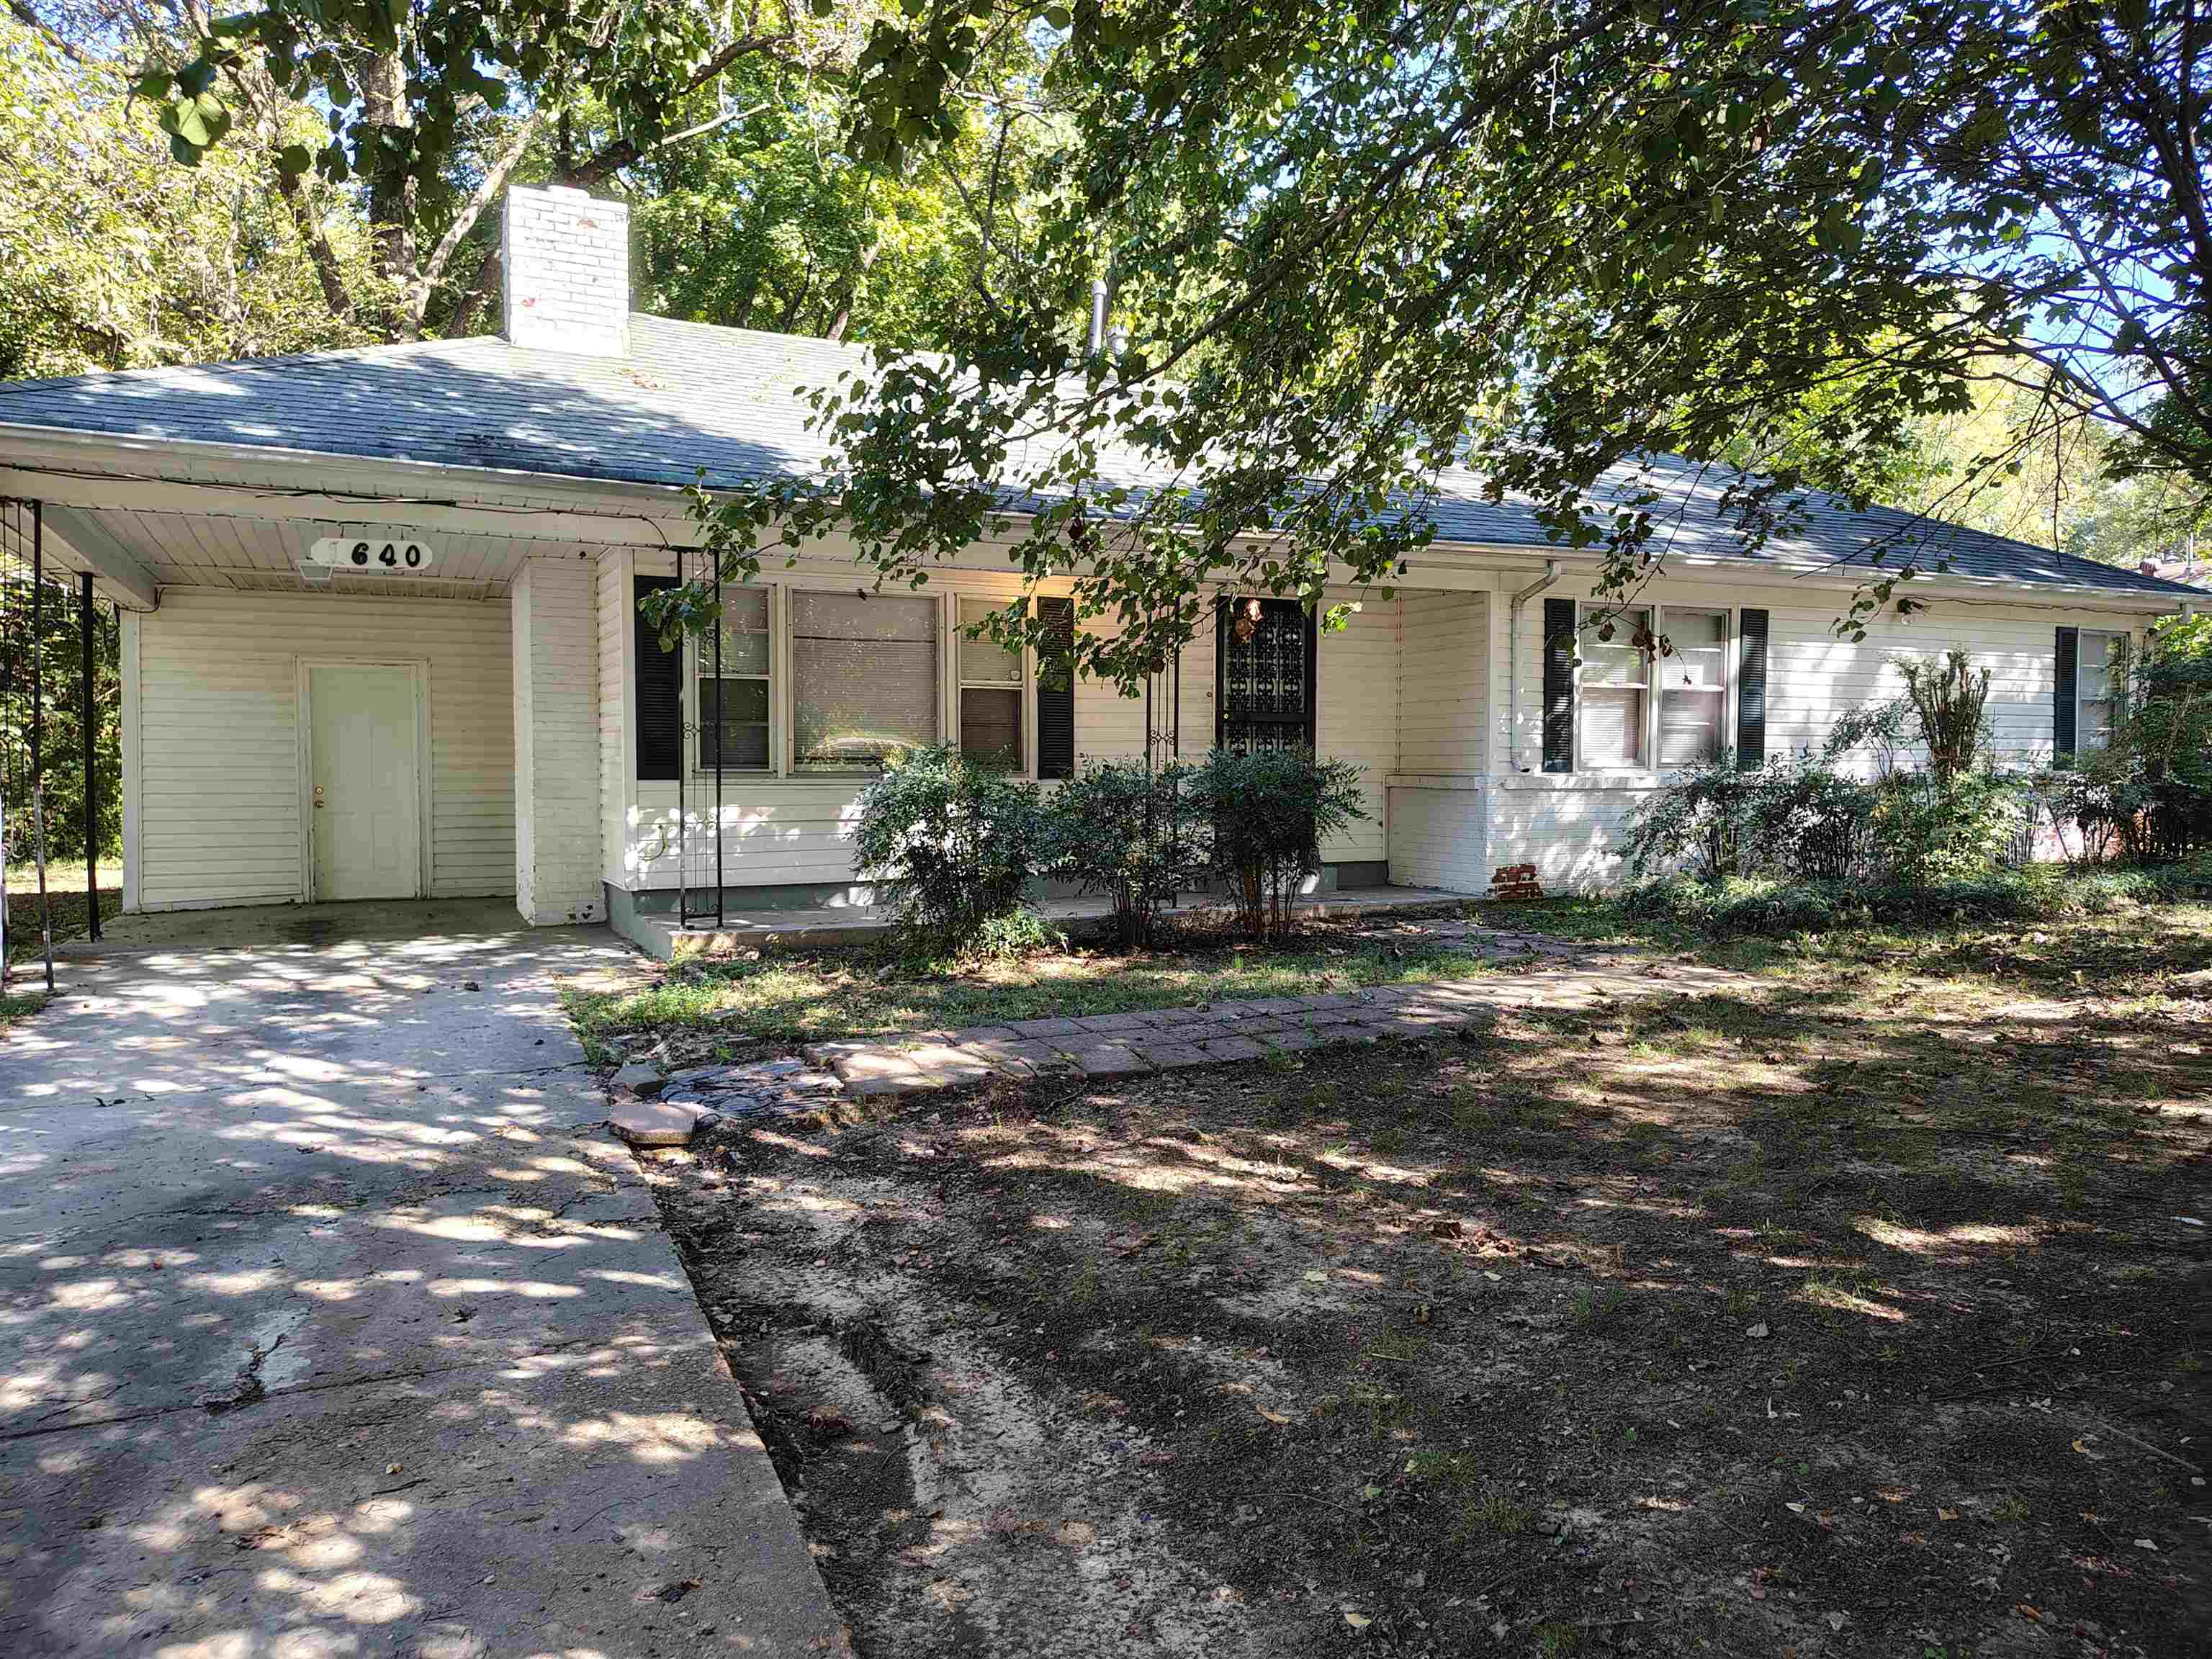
[1657,608,1728,765]
[2079,629,2123,752]
[696,585,770,770]
[958,598,1025,770]
[791,590,939,773]
[1578,604,1649,768]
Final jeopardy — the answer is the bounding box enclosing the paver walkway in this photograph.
[620,941,1768,1129]
[1,899,849,1658]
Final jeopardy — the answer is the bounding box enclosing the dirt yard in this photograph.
[637,919,2211,1658]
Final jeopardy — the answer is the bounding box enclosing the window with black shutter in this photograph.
[1036,596,1076,779]
[634,575,683,781]
[1735,608,1769,770]
[1540,596,1576,773]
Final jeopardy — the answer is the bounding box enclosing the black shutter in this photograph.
[1036,596,1076,780]
[1736,607,1770,771]
[2054,626,2078,760]
[635,575,682,781]
[1541,597,1576,773]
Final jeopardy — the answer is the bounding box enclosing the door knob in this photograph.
[313,785,325,809]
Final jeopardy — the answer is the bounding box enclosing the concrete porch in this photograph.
[621,883,1475,961]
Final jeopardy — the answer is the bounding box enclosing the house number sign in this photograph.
[307,534,437,572]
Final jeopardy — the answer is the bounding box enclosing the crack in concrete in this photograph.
[1,1334,626,1444]
[204,1331,285,1416]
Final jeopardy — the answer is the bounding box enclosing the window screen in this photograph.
[698,585,770,770]
[1658,608,1727,766]
[1581,606,1648,768]
[2079,631,2120,752]
[791,592,939,772]
[958,598,1023,770]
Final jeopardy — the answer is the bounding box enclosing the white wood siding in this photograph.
[1397,591,1488,774]
[1314,596,1396,863]
[510,557,603,923]
[129,588,513,910]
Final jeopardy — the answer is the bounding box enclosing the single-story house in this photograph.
[0,185,2197,951]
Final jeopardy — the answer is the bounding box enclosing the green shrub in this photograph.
[1622,869,2068,935]
[1187,747,1368,939]
[1747,754,1879,881]
[1044,760,1212,949]
[1869,771,2034,883]
[1621,752,1753,882]
[850,745,1046,949]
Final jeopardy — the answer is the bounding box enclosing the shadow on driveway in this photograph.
[0,899,845,1657]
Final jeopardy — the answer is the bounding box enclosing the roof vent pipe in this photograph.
[1088,279,1108,357]
[1505,559,1561,773]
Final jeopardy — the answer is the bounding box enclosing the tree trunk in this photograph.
[824,233,884,343]
[357,45,420,341]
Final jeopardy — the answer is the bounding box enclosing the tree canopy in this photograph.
[675,0,2211,683]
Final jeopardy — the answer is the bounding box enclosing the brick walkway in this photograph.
[614,950,1768,1139]
[806,958,1759,1097]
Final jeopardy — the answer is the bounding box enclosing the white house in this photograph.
[0,186,2195,953]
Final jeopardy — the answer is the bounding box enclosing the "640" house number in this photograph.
[307,534,437,572]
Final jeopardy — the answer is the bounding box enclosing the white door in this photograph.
[307,664,421,901]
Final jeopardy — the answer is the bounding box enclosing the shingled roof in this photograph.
[0,314,2196,601]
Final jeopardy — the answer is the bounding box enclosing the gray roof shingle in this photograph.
[0,315,2195,600]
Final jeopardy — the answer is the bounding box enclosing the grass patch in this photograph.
[4,877,122,965]
[0,989,48,1027]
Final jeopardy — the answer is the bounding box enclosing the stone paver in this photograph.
[713,939,1775,1113]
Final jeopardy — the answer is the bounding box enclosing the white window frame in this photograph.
[688,583,777,777]
[783,581,948,777]
[2077,627,2126,755]
[1574,601,1736,774]
[955,595,1033,775]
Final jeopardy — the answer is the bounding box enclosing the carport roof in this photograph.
[0,313,2197,601]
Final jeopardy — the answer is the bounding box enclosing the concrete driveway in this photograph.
[0,899,845,1658]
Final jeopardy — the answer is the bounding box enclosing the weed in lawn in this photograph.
[1570,1283,1629,1331]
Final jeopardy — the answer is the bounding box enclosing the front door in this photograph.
[307,663,421,901]
[1215,597,1317,752]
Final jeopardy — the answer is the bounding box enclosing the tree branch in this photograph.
[412,110,541,324]
[9,1,91,63]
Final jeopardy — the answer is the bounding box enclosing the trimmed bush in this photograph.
[1044,760,1212,950]
[850,745,1048,950]
[1187,748,1368,939]
[1622,851,2212,937]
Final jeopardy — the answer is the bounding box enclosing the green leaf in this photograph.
[276,143,313,177]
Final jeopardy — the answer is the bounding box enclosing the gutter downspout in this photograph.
[1505,559,1560,773]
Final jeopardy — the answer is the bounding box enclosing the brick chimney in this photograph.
[502,184,630,357]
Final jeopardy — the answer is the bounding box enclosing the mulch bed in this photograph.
[642,991,2211,1658]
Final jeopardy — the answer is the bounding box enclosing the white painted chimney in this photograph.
[502,184,630,357]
